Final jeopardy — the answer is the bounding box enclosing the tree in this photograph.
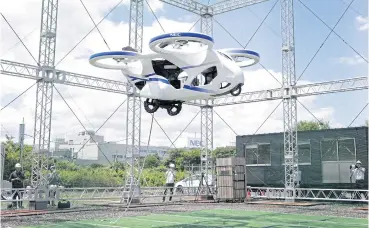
[164,149,201,171]
[297,120,330,131]
[2,138,33,186]
[142,154,161,169]
[212,146,236,158]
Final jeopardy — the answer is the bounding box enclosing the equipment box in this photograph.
[216,157,246,202]
[29,200,48,210]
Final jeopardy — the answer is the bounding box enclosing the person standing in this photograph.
[8,163,25,208]
[351,160,366,199]
[163,163,176,202]
[47,165,61,206]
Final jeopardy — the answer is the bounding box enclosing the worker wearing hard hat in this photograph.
[350,160,366,199]
[162,163,176,202]
[47,165,61,206]
[8,163,25,208]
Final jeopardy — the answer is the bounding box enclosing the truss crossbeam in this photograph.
[159,0,208,15]
[0,60,132,94]
[1,60,367,106]
[195,77,368,106]
[210,0,271,15]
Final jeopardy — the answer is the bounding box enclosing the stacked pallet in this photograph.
[216,157,246,202]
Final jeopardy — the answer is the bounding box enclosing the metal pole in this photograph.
[19,118,25,170]
[281,0,298,202]
[32,0,59,188]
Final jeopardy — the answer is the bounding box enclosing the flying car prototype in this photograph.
[89,32,260,116]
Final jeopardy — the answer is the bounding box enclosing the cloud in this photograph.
[0,0,338,150]
[337,55,365,65]
[356,16,369,31]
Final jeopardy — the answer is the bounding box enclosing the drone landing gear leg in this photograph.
[144,99,159,113]
[230,84,242,96]
[143,99,183,116]
[167,102,182,116]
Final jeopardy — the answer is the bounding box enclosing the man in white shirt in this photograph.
[350,160,366,199]
[163,163,176,202]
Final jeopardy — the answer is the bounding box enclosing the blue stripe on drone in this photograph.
[224,49,260,58]
[148,78,170,84]
[89,51,137,60]
[129,76,148,81]
[183,85,213,93]
[149,32,214,45]
[144,73,156,77]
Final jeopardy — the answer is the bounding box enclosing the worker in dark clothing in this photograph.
[8,163,25,208]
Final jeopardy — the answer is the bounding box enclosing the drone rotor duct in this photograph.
[89,51,142,70]
[149,32,214,55]
[220,49,260,68]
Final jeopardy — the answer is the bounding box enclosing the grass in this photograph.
[23,209,368,228]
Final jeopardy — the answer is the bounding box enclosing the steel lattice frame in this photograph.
[281,0,298,201]
[123,0,144,203]
[2,0,367,203]
[199,9,214,195]
[31,0,59,187]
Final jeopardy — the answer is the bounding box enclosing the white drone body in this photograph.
[89,32,260,116]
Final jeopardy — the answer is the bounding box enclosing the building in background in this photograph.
[236,127,368,189]
[52,130,170,165]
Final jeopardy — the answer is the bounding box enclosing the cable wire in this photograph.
[160,110,200,157]
[145,0,165,33]
[296,0,367,81]
[79,0,111,50]
[171,110,200,146]
[188,17,201,32]
[1,27,38,58]
[214,110,238,135]
[339,0,366,18]
[348,103,368,127]
[245,5,280,39]
[1,13,39,67]
[0,81,38,112]
[53,85,116,166]
[113,113,155,223]
[244,0,278,48]
[55,0,125,66]
[153,116,177,150]
[73,98,127,156]
[214,18,282,86]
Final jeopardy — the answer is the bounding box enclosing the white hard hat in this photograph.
[15,163,21,168]
[356,160,362,164]
[169,163,175,168]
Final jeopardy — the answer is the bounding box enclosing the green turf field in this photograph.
[23,209,368,228]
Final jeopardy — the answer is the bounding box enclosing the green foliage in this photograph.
[142,154,161,169]
[212,146,236,158]
[297,120,330,131]
[2,138,33,186]
[164,149,200,171]
[2,139,201,188]
[140,167,186,186]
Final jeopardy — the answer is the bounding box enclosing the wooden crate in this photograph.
[216,157,246,201]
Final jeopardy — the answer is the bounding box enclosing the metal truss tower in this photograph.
[122,0,144,204]
[281,0,298,201]
[199,6,214,196]
[31,0,59,187]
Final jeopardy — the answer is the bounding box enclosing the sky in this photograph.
[0,0,368,150]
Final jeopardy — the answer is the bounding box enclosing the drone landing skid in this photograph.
[144,99,183,116]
